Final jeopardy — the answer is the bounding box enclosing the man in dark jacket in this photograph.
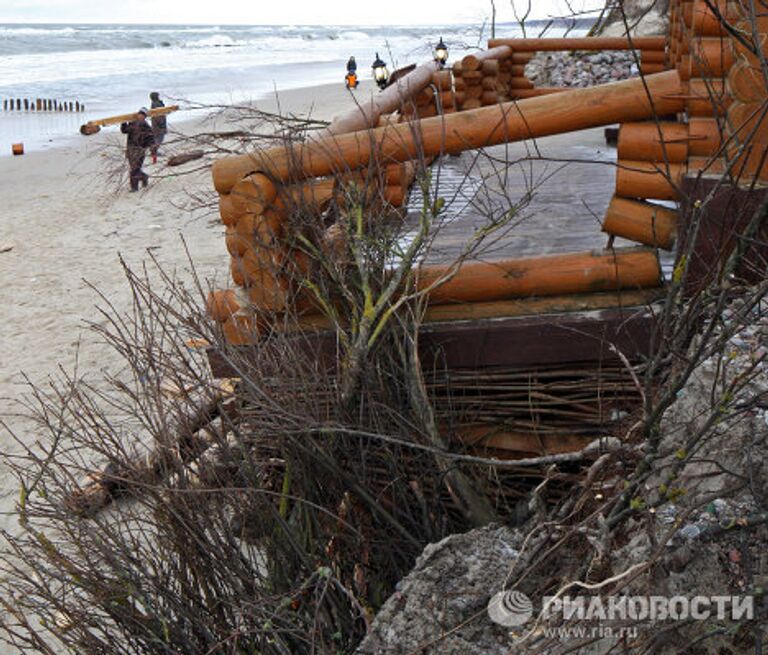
[149,91,167,162]
[120,108,154,192]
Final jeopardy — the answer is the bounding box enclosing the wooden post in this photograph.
[212,70,686,193]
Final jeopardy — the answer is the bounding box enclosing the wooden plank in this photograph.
[206,305,659,378]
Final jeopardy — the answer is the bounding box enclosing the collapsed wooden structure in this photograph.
[204,3,767,460]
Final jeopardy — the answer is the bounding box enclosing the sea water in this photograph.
[0,21,589,154]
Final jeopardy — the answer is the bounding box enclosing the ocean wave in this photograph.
[337,31,371,40]
[0,26,77,36]
[182,35,245,48]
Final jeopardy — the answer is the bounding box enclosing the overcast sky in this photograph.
[0,0,605,25]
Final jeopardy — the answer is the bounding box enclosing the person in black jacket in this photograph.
[149,91,167,162]
[120,108,154,192]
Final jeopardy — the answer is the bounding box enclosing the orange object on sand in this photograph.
[12,143,23,156]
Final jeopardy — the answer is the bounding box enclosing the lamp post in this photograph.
[434,37,448,67]
[372,52,390,90]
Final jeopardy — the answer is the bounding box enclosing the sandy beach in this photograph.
[0,81,370,532]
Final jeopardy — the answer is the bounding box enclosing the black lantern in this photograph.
[372,52,390,90]
[434,37,448,67]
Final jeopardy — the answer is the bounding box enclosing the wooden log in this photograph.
[508,53,533,65]
[731,16,768,61]
[602,196,678,249]
[454,77,467,92]
[453,426,595,456]
[319,61,441,138]
[244,261,290,310]
[230,173,278,216]
[677,55,692,82]
[688,116,723,156]
[641,50,667,64]
[212,70,686,193]
[230,256,247,287]
[452,61,463,78]
[414,87,435,107]
[384,184,407,207]
[488,37,667,51]
[688,38,735,77]
[454,91,466,106]
[640,63,666,75]
[222,314,260,346]
[689,0,738,36]
[481,60,499,75]
[508,77,535,89]
[465,85,484,99]
[461,45,513,72]
[615,160,685,200]
[432,69,453,91]
[167,151,205,167]
[416,248,661,305]
[508,88,566,99]
[728,57,766,103]
[218,194,240,227]
[437,91,454,109]
[418,289,664,325]
[461,70,484,82]
[482,76,499,91]
[617,121,689,162]
[65,383,227,516]
[685,77,731,116]
[725,101,768,181]
[225,226,251,257]
[416,106,439,119]
[481,91,499,105]
[460,98,482,110]
[262,288,665,334]
[207,288,245,322]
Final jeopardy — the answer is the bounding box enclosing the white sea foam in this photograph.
[0,20,588,149]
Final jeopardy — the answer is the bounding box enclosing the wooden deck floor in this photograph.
[405,126,631,264]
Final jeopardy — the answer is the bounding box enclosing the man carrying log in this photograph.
[149,91,168,162]
[120,107,155,192]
